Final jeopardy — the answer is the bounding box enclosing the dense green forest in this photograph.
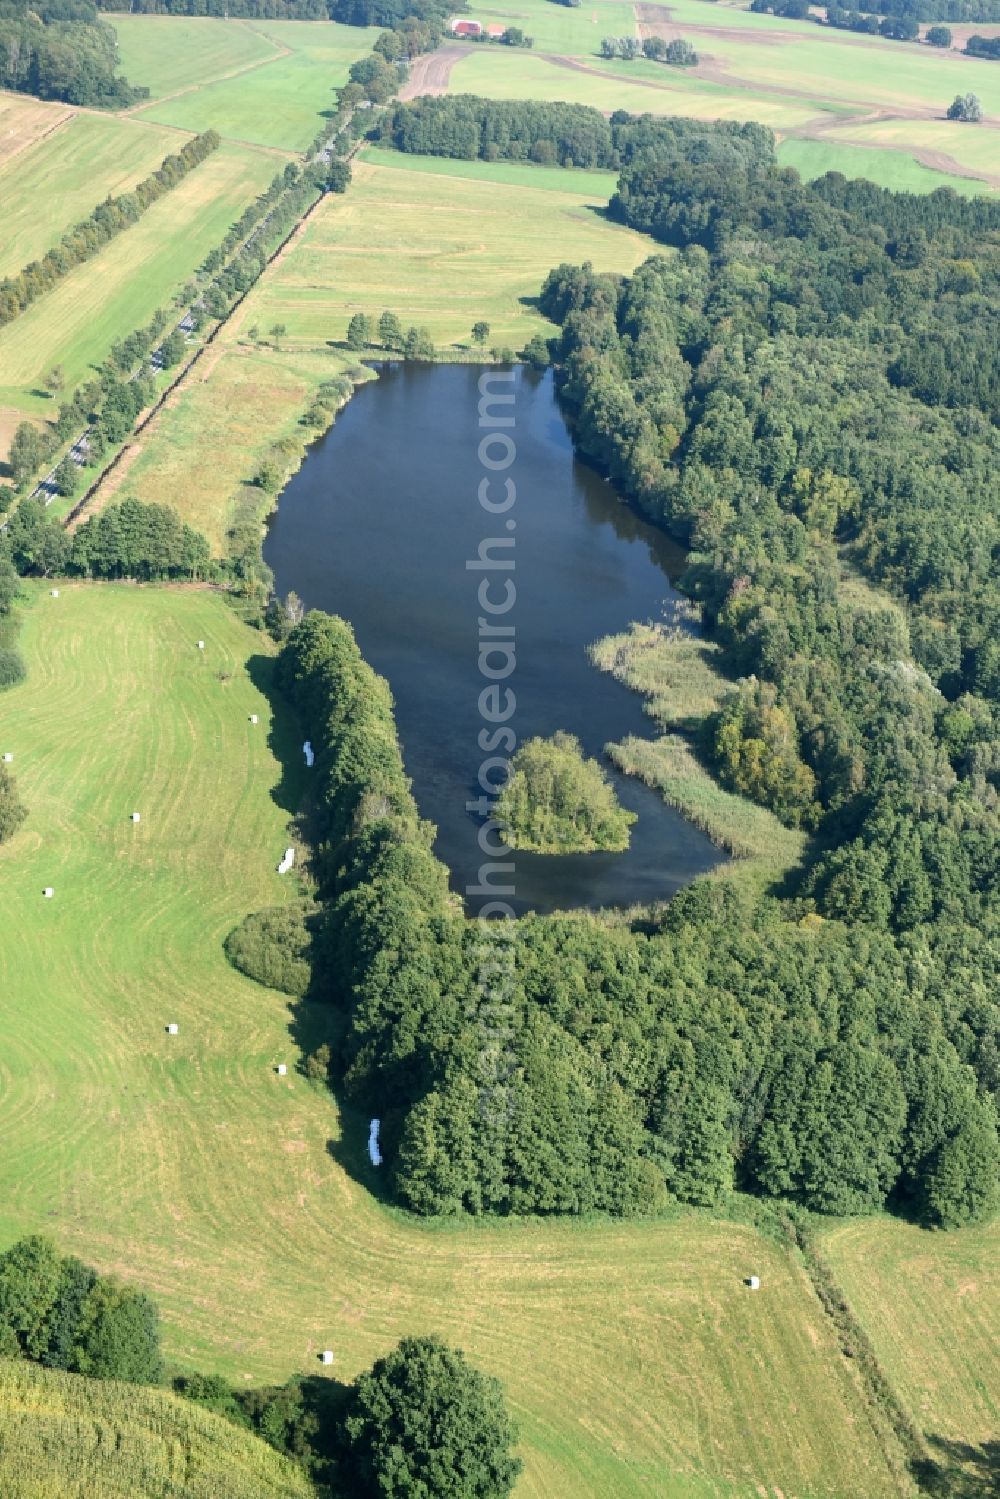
[377,96,733,170]
[0,0,146,105]
[0,1235,162,1382]
[107,0,456,22]
[229,607,999,1226]
[224,115,1000,1230]
[3,498,210,580]
[753,0,1000,21]
[545,129,1000,926]
[99,0,328,12]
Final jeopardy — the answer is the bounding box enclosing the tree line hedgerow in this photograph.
[375,95,744,171]
[1,152,346,512]
[0,132,220,331]
[751,0,1000,24]
[2,498,210,581]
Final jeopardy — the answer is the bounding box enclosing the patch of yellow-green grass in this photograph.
[361,143,620,199]
[0,114,184,280]
[0,143,276,417]
[0,93,71,168]
[608,733,807,886]
[699,30,1000,117]
[0,582,900,1499]
[0,407,38,464]
[590,622,730,732]
[111,15,283,100]
[820,1217,1000,1475]
[592,622,806,887]
[777,135,990,194]
[828,116,1000,183]
[87,342,368,554]
[125,18,379,151]
[0,1360,313,1499]
[247,15,383,61]
[444,48,828,128]
[837,553,911,635]
[241,155,653,350]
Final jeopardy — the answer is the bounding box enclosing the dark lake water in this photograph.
[264,362,720,914]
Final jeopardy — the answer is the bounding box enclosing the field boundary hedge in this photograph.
[0,131,220,330]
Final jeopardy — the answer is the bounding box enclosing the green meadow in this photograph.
[776,135,990,193]
[444,47,827,128]
[0,114,182,280]
[361,144,620,197]
[696,28,1000,116]
[116,16,380,152]
[238,152,653,350]
[111,15,283,100]
[0,581,903,1499]
[829,115,1000,182]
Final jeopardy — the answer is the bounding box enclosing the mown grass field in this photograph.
[444,48,827,130]
[820,1218,1000,1466]
[0,142,276,420]
[0,113,183,279]
[0,92,71,168]
[829,115,1000,181]
[239,152,652,351]
[88,344,366,554]
[361,145,621,199]
[775,135,989,193]
[0,1360,312,1499]
[116,16,380,152]
[0,581,906,1499]
[673,24,1000,117]
[111,15,283,101]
